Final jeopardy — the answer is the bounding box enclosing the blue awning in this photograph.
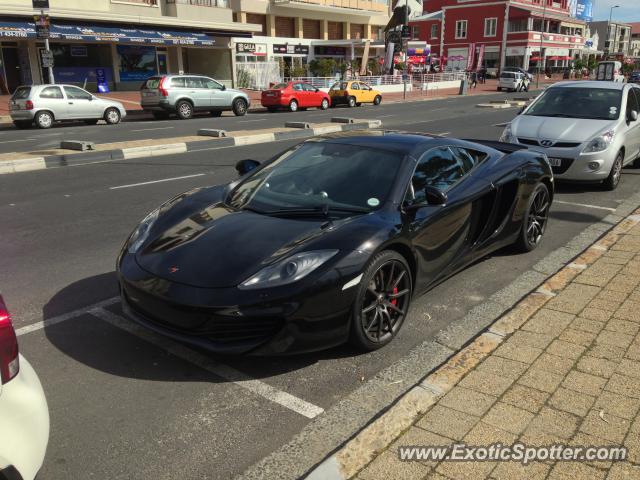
[0,20,216,46]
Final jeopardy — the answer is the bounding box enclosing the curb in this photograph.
[237,187,640,480]
[304,203,640,480]
[0,120,381,175]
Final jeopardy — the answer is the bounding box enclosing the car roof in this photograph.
[551,81,626,90]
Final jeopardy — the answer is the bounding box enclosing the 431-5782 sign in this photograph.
[32,0,50,9]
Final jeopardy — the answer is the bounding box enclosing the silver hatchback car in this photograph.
[9,84,126,129]
[501,81,640,190]
[140,75,250,120]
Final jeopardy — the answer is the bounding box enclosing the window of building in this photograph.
[117,45,157,82]
[412,26,420,39]
[455,20,467,39]
[431,24,438,38]
[484,18,497,37]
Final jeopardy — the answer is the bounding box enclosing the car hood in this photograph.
[135,197,378,288]
[513,115,616,143]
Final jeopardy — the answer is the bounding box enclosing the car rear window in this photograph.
[272,83,288,89]
[331,82,348,90]
[12,86,31,99]
[143,77,161,89]
[501,73,516,79]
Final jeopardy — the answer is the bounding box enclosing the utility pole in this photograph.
[42,9,54,84]
[536,0,547,89]
[33,1,54,83]
[606,5,620,59]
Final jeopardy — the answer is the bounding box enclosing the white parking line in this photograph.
[89,307,325,419]
[0,138,37,144]
[130,127,175,132]
[109,173,206,190]
[554,200,617,212]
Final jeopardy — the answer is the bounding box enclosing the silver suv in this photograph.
[9,84,126,129]
[141,75,250,119]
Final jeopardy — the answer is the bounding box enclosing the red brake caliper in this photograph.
[391,287,398,306]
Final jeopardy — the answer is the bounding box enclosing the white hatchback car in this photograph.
[0,294,49,480]
[501,81,640,190]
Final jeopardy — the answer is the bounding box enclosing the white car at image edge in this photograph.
[0,294,49,480]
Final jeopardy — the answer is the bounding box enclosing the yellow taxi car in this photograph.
[329,81,382,108]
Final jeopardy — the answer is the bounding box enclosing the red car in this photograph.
[261,82,331,112]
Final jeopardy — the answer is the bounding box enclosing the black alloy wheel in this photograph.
[514,183,550,252]
[350,251,413,351]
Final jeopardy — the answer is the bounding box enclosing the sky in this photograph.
[592,0,640,23]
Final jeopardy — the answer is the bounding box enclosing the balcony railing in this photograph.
[166,0,227,6]
[116,0,158,4]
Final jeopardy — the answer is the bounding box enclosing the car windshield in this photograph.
[11,87,31,99]
[525,87,622,120]
[227,142,404,214]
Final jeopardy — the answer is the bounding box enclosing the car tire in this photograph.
[320,98,329,110]
[349,250,413,352]
[513,182,550,253]
[13,120,32,129]
[152,112,170,120]
[176,100,194,120]
[373,95,382,105]
[104,108,121,125]
[289,99,298,112]
[34,110,54,129]
[602,151,624,191]
[348,96,356,108]
[232,98,248,116]
[210,110,222,117]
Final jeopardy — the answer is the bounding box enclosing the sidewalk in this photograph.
[329,210,640,480]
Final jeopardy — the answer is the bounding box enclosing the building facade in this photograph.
[588,20,631,58]
[0,0,390,93]
[627,22,639,58]
[410,0,586,75]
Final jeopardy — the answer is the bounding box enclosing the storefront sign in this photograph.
[273,44,309,55]
[34,14,49,39]
[476,44,485,70]
[236,42,267,56]
[32,0,49,9]
[314,46,347,56]
[466,43,476,71]
[506,46,526,56]
[96,68,109,93]
[545,47,569,57]
[40,49,54,68]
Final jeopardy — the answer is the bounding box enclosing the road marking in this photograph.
[554,200,617,212]
[493,122,510,127]
[0,138,37,144]
[376,114,395,118]
[130,127,175,132]
[15,296,119,336]
[109,173,206,190]
[89,307,325,419]
[238,119,268,123]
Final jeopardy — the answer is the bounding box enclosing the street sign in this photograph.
[32,0,49,8]
[40,49,54,68]
[34,14,50,39]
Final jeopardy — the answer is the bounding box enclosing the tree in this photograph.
[309,58,337,77]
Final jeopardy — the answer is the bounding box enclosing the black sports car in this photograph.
[117,132,553,354]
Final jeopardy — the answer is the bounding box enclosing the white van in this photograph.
[596,61,624,83]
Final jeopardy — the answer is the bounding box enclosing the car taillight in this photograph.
[0,295,19,384]
[158,76,169,97]
[343,92,349,97]
[25,100,34,110]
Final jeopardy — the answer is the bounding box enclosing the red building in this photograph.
[410,0,586,75]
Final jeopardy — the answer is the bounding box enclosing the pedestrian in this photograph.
[470,70,478,89]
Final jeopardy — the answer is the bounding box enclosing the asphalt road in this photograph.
[2,100,639,480]
[0,90,527,155]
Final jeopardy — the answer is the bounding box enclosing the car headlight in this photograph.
[239,250,338,290]
[127,209,160,254]
[499,124,516,143]
[583,130,615,153]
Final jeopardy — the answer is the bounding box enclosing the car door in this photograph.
[302,83,320,107]
[291,83,305,106]
[626,87,640,161]
[405,146,491,290]
[349,82,361,102]
[37,86,67,120]
[64,86,103,119]
[359,82,375,102]
[184,77,209,110]
[202,77,227,108]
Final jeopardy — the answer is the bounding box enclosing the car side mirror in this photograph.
[221,84,227,91]
[235,159,260,176]
[517,106,525,115]
[425,186,448,205]
[315,88,320,92]
[629,110,639,122]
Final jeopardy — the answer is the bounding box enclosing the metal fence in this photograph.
[284,72,468,89]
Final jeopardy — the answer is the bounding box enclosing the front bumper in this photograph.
[532,145,618,182]
[118,252,360,355]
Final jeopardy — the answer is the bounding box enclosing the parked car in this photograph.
[118,132,552,355]
[497,72,528,92]
[140,75,250,120]
[629,71,640,84]
[501,81,640,190]
[0,293,49,480]
[329,81,382,107]
[261,82,331,112]
[9,84,126,129]
[502,67,533,82]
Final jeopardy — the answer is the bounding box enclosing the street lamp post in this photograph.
[535,0,547,89]
[606,5,620,59]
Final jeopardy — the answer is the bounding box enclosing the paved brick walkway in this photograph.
[353,214,640,480]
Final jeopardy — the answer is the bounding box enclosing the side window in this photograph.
[351,83,360,91]
[64,86,92,100]
[185,77,204,88]
[409,147,467,203]
[40,86,63,99]
[302,83,316,92]
[292,83,304,91]
[627,88,640,115]
[170,77,186,88]
[361,83,371,91]
[203,78,223,90]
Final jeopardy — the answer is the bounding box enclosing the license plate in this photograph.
[548,157,562,167]
[143,92,155,97]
